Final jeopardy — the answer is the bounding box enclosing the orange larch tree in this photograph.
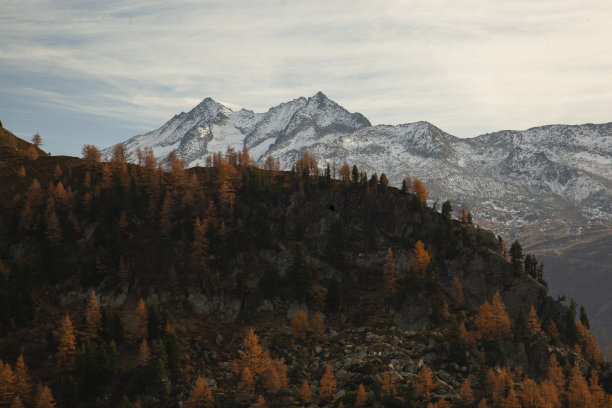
[547,354,565,394]
[290,310,310,341]
[250,395,267,408]
[0,361,16,408]
[319,363,337,402]
[459,378,474,406]
[566,365,591,408]
[240,328,269,375]
[236,367,255,404]
[527,305,541,335]
[185,375,213,408]
[521,377,539,408]
[412,240,431,283]
[135,298,148,340]
[355,383,367,406]
[13,355,30,402]
[298,380,311,404]
[450,276,464,306]
[380,368,397,397]
[138,338,151,366]
[34,384,56,408]
[490,291,512,341]
[85,290,102,338]
[58,313,76,367]
[412,178,428,202]
[309,312,325,339]
[417,365,436,401]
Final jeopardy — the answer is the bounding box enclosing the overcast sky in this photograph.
[1,0,612,156]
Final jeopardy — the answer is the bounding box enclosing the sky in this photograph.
[1,0,612,157]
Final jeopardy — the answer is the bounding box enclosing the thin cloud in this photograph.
[1,0,612,156]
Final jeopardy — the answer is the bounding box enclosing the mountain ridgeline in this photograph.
[104,92,612,353]
[0,127,610,407]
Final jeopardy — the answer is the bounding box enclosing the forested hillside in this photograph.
[0,127,609,408]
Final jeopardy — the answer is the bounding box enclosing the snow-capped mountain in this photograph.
[105,93,612,236]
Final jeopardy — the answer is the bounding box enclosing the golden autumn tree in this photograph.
[536,379,559,408]
[527,305,541,335]
[138,338,151,366]
[34,384,56,408]
[298,380,311,404]
[459,378,474,406]
[547,354,565,394]
[0,361,16,407]
[520,378,539,408]
[58,314,76,367]
[250,395,267,408]
[262,360,281,395]
[240,328,269,375]
[380,368,397,397]
[85,290,102,338]
[309,312,325,338]
[355,383,367,406]
[450,276,464,306]
[383,248,397,297]
[290,310,310,341]
[13,355,30,402]
[11,396,25,408]
[339,163,351,183]
[412,178,428,202]
[417,365,436,401]
[491,291,512,340]
[319,363,337,402]
[185,375,213,408]
[566,365,591,408]
[500,387,520,408]
[135,298,148,340]
[236,367,255,403]
[477,398,489,408]
[412,240,431,283]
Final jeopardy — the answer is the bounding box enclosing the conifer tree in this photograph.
[355,383,367,406]
[417,365,435,401]
[0,361,16,407]
[236,367,255,403]
[81,145,101,167]
[566,364,591,408]
[240,328,268,375]
[477,398,488,408]
[11,396,24,408]
[521,377,539,408]
[250,395,266,408]
[383,248,397,297]
[290,310,310,341]
[412,240,431,283]
[17,166,26,178]
[58,314,76,367]
[185,375,213,408]
[319,363,336,401]
[309,311,325,338]
[380,368,397,397]
[44,211,62,242]
[339,163,351,183]
[138,338,151,366]
[459,378,474,407]
[413,178,428,202]
[86,290,102,338]
[547,354,565,394]
[298,380,311,404]
[135,298,148,340]
[450,276,464,306]
[527,305,541,335]
[34,384,56,408]
[13,355,30,402]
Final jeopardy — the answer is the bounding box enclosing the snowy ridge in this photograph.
[105,93,612,235]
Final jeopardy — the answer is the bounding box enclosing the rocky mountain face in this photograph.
[106,94,612,349]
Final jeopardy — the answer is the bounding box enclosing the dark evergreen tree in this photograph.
[442,200,452,221]
[579,305,590,330]
[291,243,312,301]
[351,165,359,183]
